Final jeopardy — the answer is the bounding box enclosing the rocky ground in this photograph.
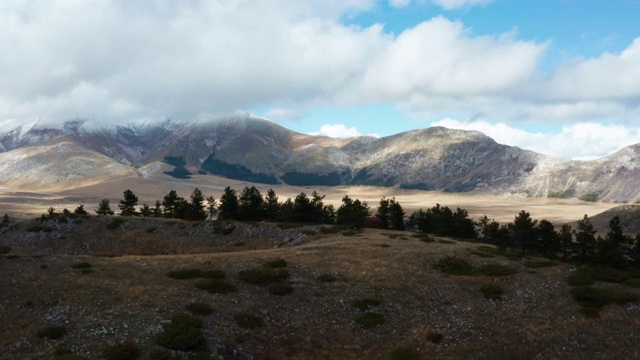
[1,216,640,359]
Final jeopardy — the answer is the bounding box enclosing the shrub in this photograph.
[194,279,237,294]
[234,313,265,329]
[426,331,444,344]
[568,268,595,286]
[480,284,504,300]
[355,312,385,328]
[433,256,474,276]
[0,245,11,255]
[570,286,638,310]
[186,302,214,316]
[438,240,456,244]
[70,262,92,269]
[390,347,419,360]
[317,274,337,283]
[352,298,382,311]
[342,230,358,236]
[301,229,316,236]
[524,260,557,268]
[102,341,141,360]
[106,218,127,230]
[319,226,343,234]
[417,235,436,243]
[37,326,67,340]
[239,267,289,285]
[266,258,287,268]
[477,264,517,277]
[268,282,294,295]
[155,313,206,352]
[167,268,225,280]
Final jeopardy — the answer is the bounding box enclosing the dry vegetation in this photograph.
[2,215,640,359]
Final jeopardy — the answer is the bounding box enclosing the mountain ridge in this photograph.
[1,116,639,202]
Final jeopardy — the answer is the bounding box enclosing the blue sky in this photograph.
[1,0,640,159]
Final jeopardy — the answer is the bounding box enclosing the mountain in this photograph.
[1,115,639,202]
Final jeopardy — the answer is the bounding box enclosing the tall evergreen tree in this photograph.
[237,186,263,221]
[596,216,630,268]
[558,224,574,262]
[162,190,180,218]
[536,219,557,255]
[118,189,139,216]
[262,189,280,222]
[336,196,370,228]
[74,205,88,215]
[388,198,406,231]
[188,188,207,221]
[206,196,218,220]
[574,214,597,264]
[377,197,391,229]
[95,199,115,215]
[218,187,239,220]
[139,204,153,217]
[511,210,538,253]
[153,200,162,217]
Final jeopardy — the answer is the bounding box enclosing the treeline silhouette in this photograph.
[19,185,640,270]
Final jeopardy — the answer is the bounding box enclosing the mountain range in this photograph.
[1,115,639,203]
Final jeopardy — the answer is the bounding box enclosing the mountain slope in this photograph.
[1,116,639,202]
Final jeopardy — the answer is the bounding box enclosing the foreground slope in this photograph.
[1,218,639,359]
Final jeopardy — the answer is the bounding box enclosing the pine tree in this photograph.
[140,204,153,217]
[511,210,538,253]
[574,214,597,264]
[118,189,139,216]
[596,216,630,268]
[377,198,391,229]
[558,224,574,262]
[536,219,556,255]
[238,186,263,221]
[388,198,405,230]
[95,199,114,215]
[262,189,280,222]
[162,190,180,218]
[74,205,88,215]
[218,187,239,220]
[206,196,218,220]
[188,188,207,221]
[336,196,370,229]
[153,201,162,217]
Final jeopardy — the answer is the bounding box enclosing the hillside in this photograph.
[1,217,640,359]
[1,116,640,202]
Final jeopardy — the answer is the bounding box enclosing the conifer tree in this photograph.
[574,214,597,264]
[558,224,574,262]
[206,196,218,220]
[262,189,280,222]
[188,188,207,221]
[119,189,139,216]
[95,199,115,215]
[218,187,239,220]
[74,205,88,215]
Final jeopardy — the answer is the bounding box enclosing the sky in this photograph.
[1,0,640,160]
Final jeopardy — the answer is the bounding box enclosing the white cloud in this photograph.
[432,118,640,160]
[432,0,494,10]
[389,0,412,8]
[310,124,366,138]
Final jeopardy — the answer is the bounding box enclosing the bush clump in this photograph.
[37,326,67,340]
[352,298,382,311]
[568,267,632,287]
[155,313,206,352]
[390,348,419,360]
[319,226,343,234]
[70,262,92,269]
[102,341,141,360]
[426,331,444,344]
[234,313,265,329]
[355,312,385,328]
[268,282,294,295]
[570,286,638,310]
[480,283,504,300]
[167,268,225,280]
[194,279,237,294]
[266,258,287,268]
[186,302,214,316]
[524,260,557,268]
[0,245,11,255]
[317,274,337,283]
[477,264,518,277]
[239,267,289,285]
[106,218,127,230]
[433,256,474,276]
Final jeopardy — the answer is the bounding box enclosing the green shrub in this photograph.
[568,267,632,287]
[570,286,638,310]
[524,260,557,268]
[352,298,382,311]
[268,282,294,295]
[194,279,237,294]
[477,264,518,277]
[167,268,225,280]
[469,250,494,258]
[102,341,141,360]
[70,262,92,269]
[390,347,419,360]
[579,192,600,202]
[355,312,385,328]
[106,218,126,230]
[379,243,391,248]
[433,256,474,276]
[222,225,236,235]
[438,240,456,244]
[266,258,287,268]
[568,268,595,286]
[342,230,358,236]
[37,326,67,340]
[155,313,206,352]
[426,331,444,344]
[480,284,504,300]
[146,227,157,233]
[239,267,289,285]
[301,229,317,236]
[317,274,337,283]
[319,226,343,234]
[234,313,265,329]
[0,245,11,255]
[186,302,214,316]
